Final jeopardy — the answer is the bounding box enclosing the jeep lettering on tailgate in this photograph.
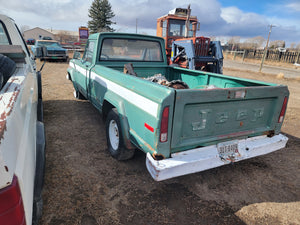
[191,107,264,130]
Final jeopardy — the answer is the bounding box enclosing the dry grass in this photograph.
[224,53,300,69]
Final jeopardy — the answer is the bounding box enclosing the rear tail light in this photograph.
[160,106,169,142]
[278,97,288,123]
[0,175,26,225]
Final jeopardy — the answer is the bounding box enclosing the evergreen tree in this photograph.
[88,0,115,33]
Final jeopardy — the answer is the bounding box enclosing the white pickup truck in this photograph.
[0,15,45,225]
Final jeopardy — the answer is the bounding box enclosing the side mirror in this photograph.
[73,51,81,59]
[35,46,47,58]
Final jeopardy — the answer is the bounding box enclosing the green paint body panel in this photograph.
[67,32,289,158]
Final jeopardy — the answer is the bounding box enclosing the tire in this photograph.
[32,198,43,225]
[0,53,16,87]
[66,73,71,81]
[37,99,43,122]
[73,89,85,100]
[218,59,223,74]
[37,71,42,99]
[105,109,135,160]
[0,72,3,89]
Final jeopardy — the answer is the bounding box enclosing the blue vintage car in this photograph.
[31,40,68,62]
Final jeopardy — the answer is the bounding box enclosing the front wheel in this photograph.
[73,89,85,100]
[105,109,135,160]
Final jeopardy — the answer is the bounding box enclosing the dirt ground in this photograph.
[39,60,300,225]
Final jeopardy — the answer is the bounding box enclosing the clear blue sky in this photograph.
[1,0,299,47]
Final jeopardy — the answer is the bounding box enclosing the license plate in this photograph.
[217,140,240,162]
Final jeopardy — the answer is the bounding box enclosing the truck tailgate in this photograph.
[171,86,289,152]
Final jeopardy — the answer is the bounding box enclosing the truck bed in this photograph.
[103,64,274,88]
[99,63,288,154]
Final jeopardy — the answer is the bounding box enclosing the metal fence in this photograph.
[225,49,300,64]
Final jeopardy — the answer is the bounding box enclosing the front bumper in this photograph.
[146,134,288,181]
[42,55,68,60]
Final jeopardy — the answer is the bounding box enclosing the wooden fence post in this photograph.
[295,50,300,64]
[242,50,246,61]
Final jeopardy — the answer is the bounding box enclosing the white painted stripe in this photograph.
[69,63,159,117]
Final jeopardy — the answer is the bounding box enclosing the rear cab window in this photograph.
[99,38,163,62]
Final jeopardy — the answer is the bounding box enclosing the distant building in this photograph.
[23,27,54,41]
[24,27,80,43]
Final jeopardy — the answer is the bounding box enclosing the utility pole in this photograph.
[136,18,138,34]
[259,25,275,72]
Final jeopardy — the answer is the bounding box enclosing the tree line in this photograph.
[214,36,300,51]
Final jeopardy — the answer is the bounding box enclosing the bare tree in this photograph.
[228,36,240,50]
[244,36,265,49]
[54,31,77,43]
[270,40,285,49]
[290,43,296,49]
[210,36,216,41]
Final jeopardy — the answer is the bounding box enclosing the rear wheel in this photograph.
[105,109,135,160]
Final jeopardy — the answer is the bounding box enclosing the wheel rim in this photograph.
[73,90,77,98]
[109,120,119,151]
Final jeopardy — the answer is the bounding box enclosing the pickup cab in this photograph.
[0,15,45,224]
[67,33,289,181]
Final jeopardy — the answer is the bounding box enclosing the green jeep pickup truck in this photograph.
[67,33,289,181]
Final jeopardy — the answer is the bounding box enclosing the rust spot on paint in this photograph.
[152,153,165,160]
[125,139,135,149]
[264,130,275,137]
[227,91,231,99]
[143,141,155,153]
[0,77,22,143]
[0,120,7,142]
[130,128,155,153]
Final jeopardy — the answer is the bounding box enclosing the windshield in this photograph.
[0,22,10,45]
[100,38,163,62]
[37,41,61,47]
[168,19,193,37]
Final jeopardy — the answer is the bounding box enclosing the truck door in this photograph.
[80,40,95,99]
